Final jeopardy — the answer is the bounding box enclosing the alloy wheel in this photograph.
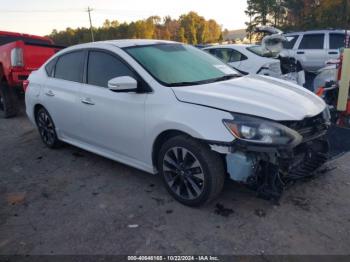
[37,110,56,146]
[162,147,205,200]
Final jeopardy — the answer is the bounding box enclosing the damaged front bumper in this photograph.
[211,113,330,201]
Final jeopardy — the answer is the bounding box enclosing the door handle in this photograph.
[297,51,305,54]
[81,97,95,105]
[328,51,338,55]
[45,90,55,97]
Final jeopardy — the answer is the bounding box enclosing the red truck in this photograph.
[0,31,63,118]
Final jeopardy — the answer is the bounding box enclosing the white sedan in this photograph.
[204,44,283,78]
[25,40,329,206]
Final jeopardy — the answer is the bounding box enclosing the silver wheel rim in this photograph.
[162,147,205,200]
[37,111,55,146]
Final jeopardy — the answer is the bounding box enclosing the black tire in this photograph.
[157,135,226,207]
[35,107,61,148]
[0,82,18,118]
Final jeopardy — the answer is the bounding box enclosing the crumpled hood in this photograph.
[171,75,326,121]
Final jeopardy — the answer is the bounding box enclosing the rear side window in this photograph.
[283,35,298,49]
[45,58,57,77]
[54,51,85,82]
[330,33,345,50]
[213,49,233,63]
[231,49,247,62]
[208,48,247,63]
[87,51,135,88]
[299,34,325,49]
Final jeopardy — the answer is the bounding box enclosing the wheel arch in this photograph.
[152,129,194,168]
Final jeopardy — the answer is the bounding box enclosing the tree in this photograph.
[245,0,257,43]
[177,27,187,43]
[245,0,350,35]
[48,12,223,46]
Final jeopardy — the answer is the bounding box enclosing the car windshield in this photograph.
[246,45,276,58]
[124,44,240,86]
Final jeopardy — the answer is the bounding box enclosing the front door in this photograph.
[78,50,147,162]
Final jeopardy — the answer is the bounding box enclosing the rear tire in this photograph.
[0,82,18,118]
[35,107,61,148]
[157,135,226,207]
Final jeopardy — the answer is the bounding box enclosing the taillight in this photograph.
[11,47,24,67]
[23,80,29,92]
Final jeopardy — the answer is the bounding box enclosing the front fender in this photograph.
[144,101,235,168]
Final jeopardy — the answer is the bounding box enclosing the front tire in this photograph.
[157,135,226,207]
[35,107,61,148]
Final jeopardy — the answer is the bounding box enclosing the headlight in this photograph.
[223,114,302,146]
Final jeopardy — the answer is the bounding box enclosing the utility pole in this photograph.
[87,6,94,42]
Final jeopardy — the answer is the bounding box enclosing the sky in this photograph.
[0,0,248,36]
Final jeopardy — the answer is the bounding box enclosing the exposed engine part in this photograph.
[225,137,329,203]
[255,162,284,202]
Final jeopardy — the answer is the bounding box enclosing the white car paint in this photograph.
[173,74,325,121]
[204,44,282,78]
[25,40,326,176]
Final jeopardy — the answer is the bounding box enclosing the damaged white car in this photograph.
[25,40,330,206]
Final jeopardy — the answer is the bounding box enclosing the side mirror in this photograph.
[108,76,138,92]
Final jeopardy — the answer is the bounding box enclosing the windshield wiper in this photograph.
[168,81,204,87]
[168,74,240,87]
[211,74,241,83]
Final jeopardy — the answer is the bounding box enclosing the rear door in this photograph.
[42,50,85,140]
[327,33,345,61]
[78,50,147,161]
[295,33,327,72]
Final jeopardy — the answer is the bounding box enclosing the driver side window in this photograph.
[87,51,136,88]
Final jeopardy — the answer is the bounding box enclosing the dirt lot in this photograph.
[1,110,350,255]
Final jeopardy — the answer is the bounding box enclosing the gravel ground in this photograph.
[0,110,350,256]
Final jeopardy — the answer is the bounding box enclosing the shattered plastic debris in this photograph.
[214,203,234,217]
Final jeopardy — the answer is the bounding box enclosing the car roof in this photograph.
[204,44,254,50]
[62,39,178,52]
[284,29,349,35]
